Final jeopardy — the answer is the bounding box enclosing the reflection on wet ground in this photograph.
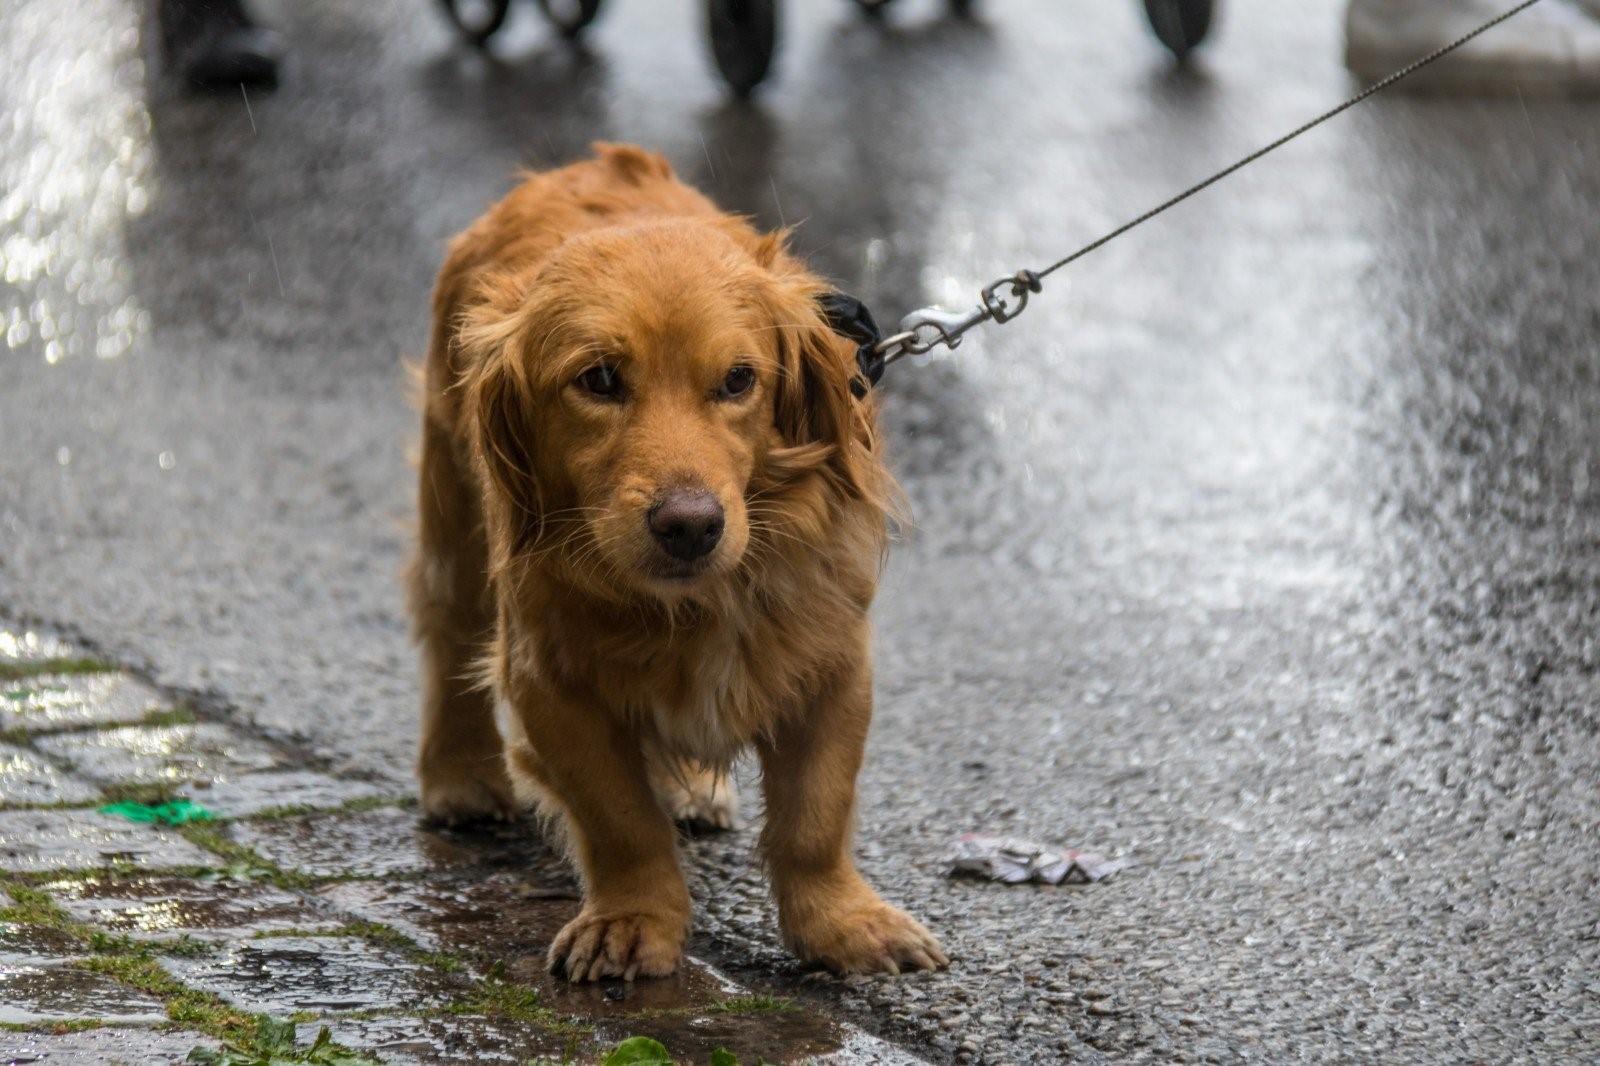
[4,0,1600,1060]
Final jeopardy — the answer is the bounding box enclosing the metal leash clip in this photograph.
[876,269,1044,366]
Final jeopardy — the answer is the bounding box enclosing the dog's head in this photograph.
[461,219,882,601]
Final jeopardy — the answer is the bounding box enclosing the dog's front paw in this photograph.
[787,895,948,976]
[419,763,519,827]
[548,906,686,982]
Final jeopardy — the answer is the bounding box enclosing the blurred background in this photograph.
[2,0,1598,1061]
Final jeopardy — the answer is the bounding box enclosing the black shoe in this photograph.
[159,0,283,89]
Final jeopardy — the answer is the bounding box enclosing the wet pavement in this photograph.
[0,646,905,1063]
[3,0,1600,1062]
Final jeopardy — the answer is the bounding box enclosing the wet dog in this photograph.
[409,143,946,980]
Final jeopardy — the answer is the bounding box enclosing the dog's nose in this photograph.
[648,489,725,562]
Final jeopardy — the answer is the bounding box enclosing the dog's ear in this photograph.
[459,300,545,559]
[758,268,881,504]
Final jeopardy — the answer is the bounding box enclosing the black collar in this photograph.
[816,291,885,399]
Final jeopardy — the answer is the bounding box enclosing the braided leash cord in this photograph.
[867,0,1546,367]
[1034,0,1545,280]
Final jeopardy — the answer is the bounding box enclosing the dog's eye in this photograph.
[719,365,756,399]
[576,364,624,399]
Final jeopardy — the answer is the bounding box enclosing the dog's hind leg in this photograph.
[648,754,739,833]
[410,397,517,825]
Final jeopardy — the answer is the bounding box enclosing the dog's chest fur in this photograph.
[523,558,867,766]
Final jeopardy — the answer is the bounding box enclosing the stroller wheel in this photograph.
[534,0,604,38]
[437,0,513,47]
[708,0,778,98]
[1143,0,1213,61]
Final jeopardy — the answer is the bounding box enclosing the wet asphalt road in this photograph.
[4,0,1600,1061]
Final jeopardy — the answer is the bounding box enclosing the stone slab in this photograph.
[188,769,398,819]
[0,810,216,874]
[0,920,81,963]
[165,936,462,1015]
[0,674,166,734]
[33,723,282,789]
[294,1015,566,1065]
[0,961,168,1025]
[0,1025,213,1065]
[48,875,340,942]
[0,744,102,806]
[0,628,76,666]
[233,808,560,880]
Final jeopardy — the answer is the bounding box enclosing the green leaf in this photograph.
[710,1050,740,1066]
[256,1016,297,1052]
[601,1036,674,1065]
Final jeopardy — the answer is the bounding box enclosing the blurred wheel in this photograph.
[708,0,778,98]
[534,0,604,38]
[437,0,513,47]
[1143,0,1214,61]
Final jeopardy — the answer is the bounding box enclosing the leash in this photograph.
[822,0,1545,397]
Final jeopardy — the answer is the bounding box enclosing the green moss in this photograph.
[78,953,188,998]
[444,977,589,1036]
[243,793,408,822]
[253,922,464,973]
[0,1018,107,1034]
[0,797,95,814]
[84,929,214,959]
[0,880,73,928]
[416,950,463,973]
[177,824,312,889]
[160,934,219,958]
[99,782,183,808]
[85,929,140,955]
[76,955,259,1046]
[139,704,198,729]
[166,992,261,1046]
[706,994,795,1016]
[0,657,118,682]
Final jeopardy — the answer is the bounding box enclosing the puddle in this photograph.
[0,743,101,806]
[0,961,167,1024]
[33,722,282,788]
[188,769,397,818]
[0,674,166,734]
[49,875,341,941]
[0,1025,213,1064]
[0,810,216,873]
[294,1015,568,1065]
[318,873,577,958]
[234,809,560,879]
[319,875,849,1064]
[165,936,466,1015]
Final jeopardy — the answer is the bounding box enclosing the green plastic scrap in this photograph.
[99,799,216,826]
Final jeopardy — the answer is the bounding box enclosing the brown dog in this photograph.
[409,143,946,981]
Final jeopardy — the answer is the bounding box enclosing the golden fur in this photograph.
[409,143,946,980]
